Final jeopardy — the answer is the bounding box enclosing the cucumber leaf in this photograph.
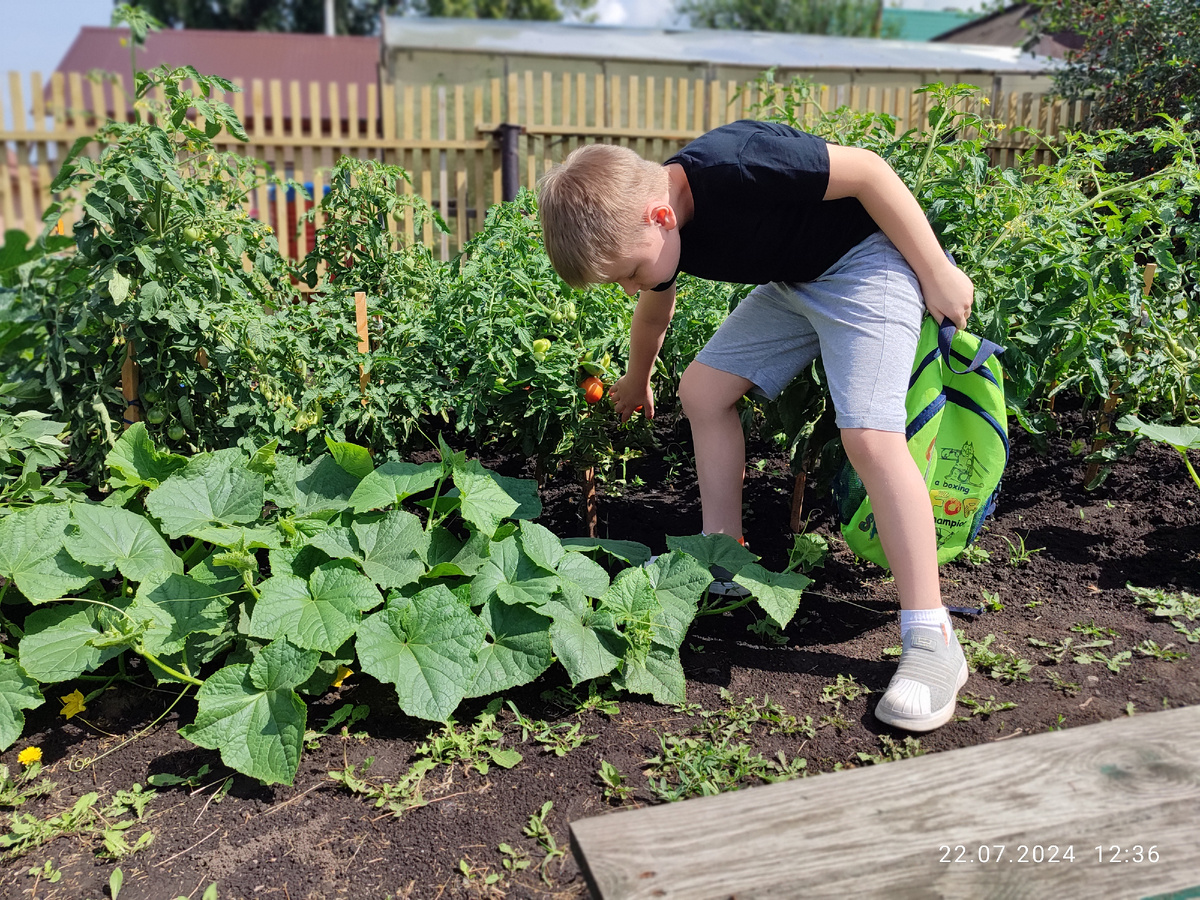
[180,639,318,786]
[356,585,485,722]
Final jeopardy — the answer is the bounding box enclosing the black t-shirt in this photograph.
[653,120,880,290]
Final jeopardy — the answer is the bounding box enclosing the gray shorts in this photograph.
[695,232,925,433]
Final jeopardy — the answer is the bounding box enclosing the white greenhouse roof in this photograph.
[382,17,1052,74]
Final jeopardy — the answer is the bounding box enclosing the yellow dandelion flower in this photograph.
[331,666,353,688]
[59,689,86,720]
[17,746,42,767]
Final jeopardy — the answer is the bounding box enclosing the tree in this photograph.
[121,0,595,32]
[675,0,887,38]
[1030,0,1200,131]
[121,0,386,34]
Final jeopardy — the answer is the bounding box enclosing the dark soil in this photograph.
[2,410,1198,900]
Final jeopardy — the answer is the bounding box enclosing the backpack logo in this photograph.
[939,440,989,488]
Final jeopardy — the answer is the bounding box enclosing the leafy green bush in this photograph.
[40,63,298,478]
[1032,0,1200,131]
[0,426,808,785]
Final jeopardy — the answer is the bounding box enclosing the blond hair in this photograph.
[537,143,669,289]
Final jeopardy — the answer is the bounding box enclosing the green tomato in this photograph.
[183,225,204,244]
[532,338,552,355]
[532,351,546,363]
[141,389,161,404]
[145,408,167,425]
[550,311,564,324]
[564,302,578,322]
[167,424,186,441]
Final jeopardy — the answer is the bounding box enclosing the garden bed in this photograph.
[1,409,1197,900]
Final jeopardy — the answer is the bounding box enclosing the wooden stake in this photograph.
[582,465,597,538]
[1083,263,1156,485]
[789,468,808,534]
[355,290,369,401]
[121,336,140,428]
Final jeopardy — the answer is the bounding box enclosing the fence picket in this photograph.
[0,68,1078,254]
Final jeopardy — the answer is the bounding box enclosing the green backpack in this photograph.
[833,316,1008,567]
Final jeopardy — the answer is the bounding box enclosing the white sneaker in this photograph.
[874,625,968,732]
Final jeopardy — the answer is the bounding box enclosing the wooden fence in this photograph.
[1,70,1087,260]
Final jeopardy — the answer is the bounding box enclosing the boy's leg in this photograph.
[796,234,966,732]
[677,361,754,538]
[843,428,967,732]
[840,428,940,611]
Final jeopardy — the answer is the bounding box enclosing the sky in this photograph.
[1,0,991,80]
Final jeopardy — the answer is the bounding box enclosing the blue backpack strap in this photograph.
[938,318,1005,376]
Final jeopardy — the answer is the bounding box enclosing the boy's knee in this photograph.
[841,427,906,471]
[677,364,704,416]
[678,363,722,417]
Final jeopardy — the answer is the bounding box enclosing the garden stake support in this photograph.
[121,335,140,429]
[789,451,812,533]
[582,466,597,538]
[1084,263,1156,486]
[355,290,370,402]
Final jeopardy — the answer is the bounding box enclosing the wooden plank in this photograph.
[30,73,52,221]
[269,80,288,259]
[289,80,307,258]
[454,83,467,253]
[541,69,553,176]
[438,84,448,260]
[490,77,501,209]
[472,85,484,239]
[421,83,432,246]
[576,72,586,134]
[309,81,326,274]
[525,69,535,187]
[9,73,37,234]
[0,75,14,233]
[572,705,1200,900]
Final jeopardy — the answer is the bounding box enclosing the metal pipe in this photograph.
[496,123,523,202]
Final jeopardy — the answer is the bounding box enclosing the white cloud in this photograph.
[589,0,682,28]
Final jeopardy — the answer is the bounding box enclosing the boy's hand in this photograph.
[609,374,653,422]
[922,264,974,331]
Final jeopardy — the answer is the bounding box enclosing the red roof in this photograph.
[53,27,381,122]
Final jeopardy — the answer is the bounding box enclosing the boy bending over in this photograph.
[537,120,974,732]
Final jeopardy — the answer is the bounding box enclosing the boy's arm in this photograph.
[610,286,676,421]
[824,144,973,330]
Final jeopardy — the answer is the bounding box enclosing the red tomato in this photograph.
[581,376,604,404]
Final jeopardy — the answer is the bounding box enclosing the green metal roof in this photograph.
[881,8,979,42]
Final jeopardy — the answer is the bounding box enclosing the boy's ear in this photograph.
[646,202,677,230]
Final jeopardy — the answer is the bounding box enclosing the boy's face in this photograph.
[612,202,680,296]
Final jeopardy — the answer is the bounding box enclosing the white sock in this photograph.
[900,607,951,641]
